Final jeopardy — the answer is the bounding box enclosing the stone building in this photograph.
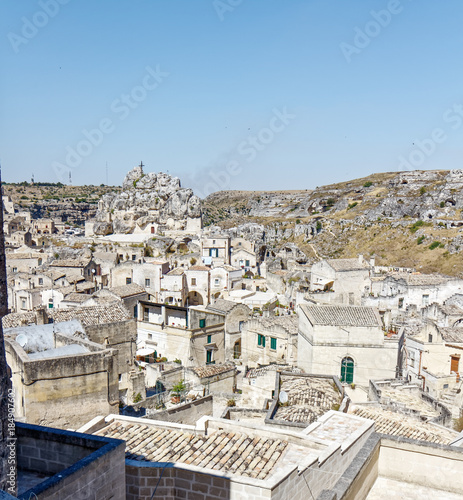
[136,301,226,366]
[5,319,119,429]
[185,265,210,306]
[241,315,298,368]
[200,235,230,266]
[298,304,400,386]
[310,256,372,305]
[206,299,251,361]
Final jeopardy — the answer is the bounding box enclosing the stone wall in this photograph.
[16,422,125,500]
[6,339,119,429]
[146,395,213,425]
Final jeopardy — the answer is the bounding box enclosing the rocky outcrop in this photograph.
[95,166,202,234]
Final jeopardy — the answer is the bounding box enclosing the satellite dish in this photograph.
[16,334,28,348]
[279,391,288,404]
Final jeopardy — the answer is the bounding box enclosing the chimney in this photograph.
[370,256,376,268]
[35,307,48,325]
[358,254,363,264]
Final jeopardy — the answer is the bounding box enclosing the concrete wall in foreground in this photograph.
[16,422,125,500]
[378,437,463,496]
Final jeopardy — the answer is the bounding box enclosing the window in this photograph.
[191,278,197,286]
[148,333,153,340]
[133,305,138,318]
[126,277,132,284]
[206,350,213,364]
[21,299,26,309]
[13,267,17,273]
[48,299,53,309]
[245,260,250,267]
[270,337,277,350]
[340,357,354,384]
[212,240,216,244]
[422,294,429,306]
[145,278,151,287]
[144,307,150,321]
[257,334,266,347]
[199,318,206,328]
[207,334,212,344]
[132,255,136,261]
[233,340,241,359]
[239,321,244,332]
[209,249,218,258]
[214,278,219,285]
[398,298,404,309]
[428,334,433,343]
[38,278,43,285]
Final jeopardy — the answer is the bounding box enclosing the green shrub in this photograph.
[420,186,426,195]
[347,202,358,210]
[429,241,440,250]
[132,392,142,403]
[410,220,424,233]
[440,201,445,208]
[417,236,425,245]
[363,181,373,188]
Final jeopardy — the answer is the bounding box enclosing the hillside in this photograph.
[4,170,463,276]
[203,170,463,276]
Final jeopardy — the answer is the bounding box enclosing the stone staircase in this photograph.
[440,387,462,418]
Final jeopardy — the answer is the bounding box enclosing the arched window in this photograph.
[341,357,354,384]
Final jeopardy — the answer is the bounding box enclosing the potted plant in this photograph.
[171,379,186,404]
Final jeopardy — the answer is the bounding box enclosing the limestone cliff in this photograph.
[93,166,202,235]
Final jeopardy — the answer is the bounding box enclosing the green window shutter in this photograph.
[270,337,277,350]
[199,319,206,328]
[207,334,212,344]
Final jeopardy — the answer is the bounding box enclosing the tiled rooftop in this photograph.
[389,272,450,286]
[206,299,240,314]
[50,258,92,268]
[253,315,299,335]
[50,303,132,326]
[95,420,287,479]
[62,292,90,303]
[191,364,236,379]
[439,327,463,343]
[3,312,38,329]
[109,283,146,298]
[274,375,342,424]
[301,304,382,327]
[167,268,185,276]
[326,258,370,272]
[350,406,459,445]
[188,266,210,272]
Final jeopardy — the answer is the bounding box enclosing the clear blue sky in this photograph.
[1,0,463,195]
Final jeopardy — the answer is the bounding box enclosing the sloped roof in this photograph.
[190,363,235,379]
[273,374,342,424]
[109,283,146,298]
[167,267,185,276]
[206,299,240,314]
[326,258,370,272]
[439,327,463,343]
[388,272,450,286]
[252,315,299,334]
[50,303,131,326]
[95,420,287,480]
[301,305,382,327]
[351,406,459,445]
[187,265,210,272]
[51,258,91,268]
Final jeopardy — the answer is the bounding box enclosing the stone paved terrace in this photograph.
[274,374,342,424]
[302,411,372,447]
[376,383,440,419]
[95,419,291,480]
[350,406,460,444]
[367,477,463,500]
